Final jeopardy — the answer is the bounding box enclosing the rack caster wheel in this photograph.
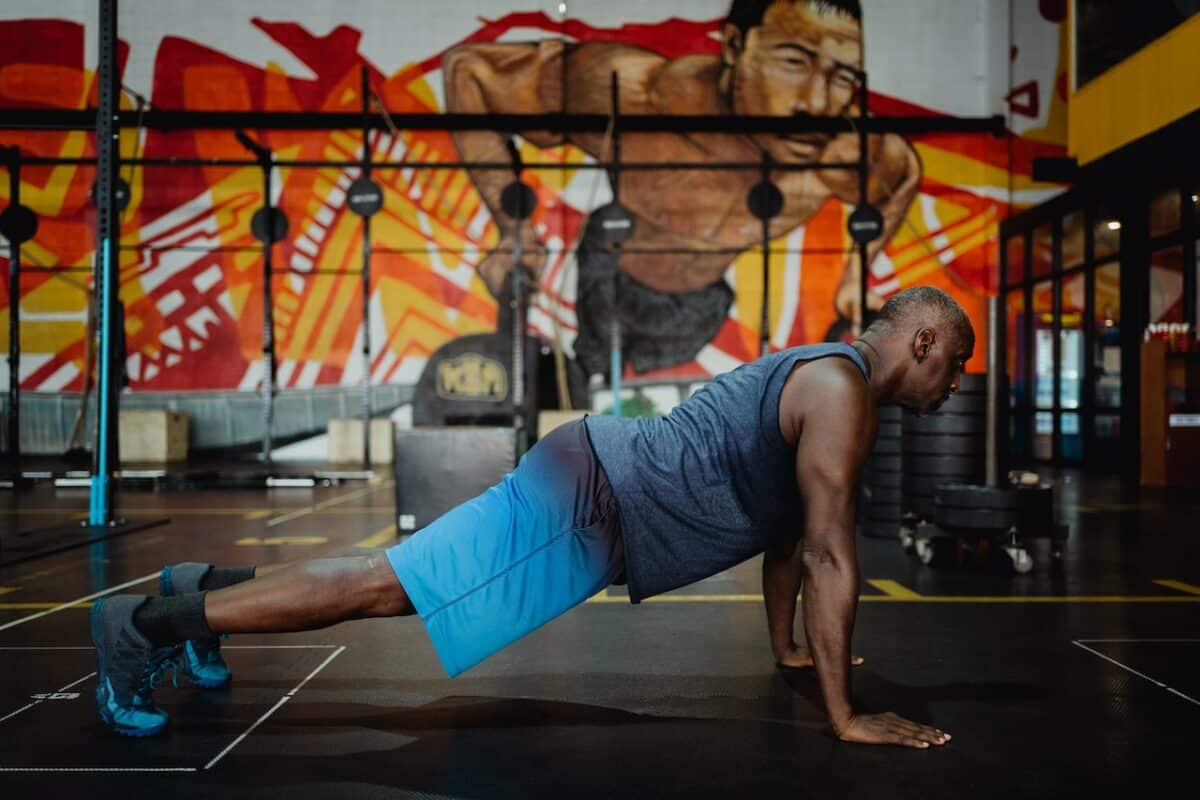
[917,536,954,567]
[1004,545,1034,574]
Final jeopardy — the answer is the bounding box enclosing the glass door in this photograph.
[1032,279,1055,461]
[1059,272,1084,462]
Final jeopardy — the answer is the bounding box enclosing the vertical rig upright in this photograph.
[856,70,872,335]
[89,0,120,525]
[360,66,374,469]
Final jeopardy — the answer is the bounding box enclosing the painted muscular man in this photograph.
[444,0,920,373]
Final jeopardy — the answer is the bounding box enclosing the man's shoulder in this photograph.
[651,55,723,113]
[781,354,869,419]
[566,44,719,110]
[566,40,668,73]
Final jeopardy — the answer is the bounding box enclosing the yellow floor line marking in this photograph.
[354,524,397,549]
[4,594,1200,612]
[585,594,1200,605]
[243,510,272,520]
[1153,579,1200,596]
[0,571,158,632]
[868,596,1200,603]
[235,535,329,547]
[0,588,19,597]
[866,579,923,599]
[266,485,379,528]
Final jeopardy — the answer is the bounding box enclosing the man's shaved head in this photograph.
[856,286,975,414]
[865,286,974,349]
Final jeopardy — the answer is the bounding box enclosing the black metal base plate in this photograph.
[0,516,169,567]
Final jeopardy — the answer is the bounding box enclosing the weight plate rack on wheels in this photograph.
[926,482,1067,573]
[860,404,903,540]
[899,373,986,553]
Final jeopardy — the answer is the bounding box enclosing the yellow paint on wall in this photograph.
[1069,13,1200,164]
[226,282,251,320]
[232,249,258,275]
[292,271,358,361]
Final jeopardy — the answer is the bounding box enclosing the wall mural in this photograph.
[0,1,1069,395]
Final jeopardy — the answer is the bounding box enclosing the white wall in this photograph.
[5,0,1058,127]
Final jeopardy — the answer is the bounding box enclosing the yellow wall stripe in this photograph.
[1069,13,1200,164]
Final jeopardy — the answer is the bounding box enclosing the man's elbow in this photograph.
[441,47,486,108]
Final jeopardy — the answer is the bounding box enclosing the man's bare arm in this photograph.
[792,363,867,730]
[763,536,865,669]
[826,134,922,320]
[442,42,564,292]
[854,137,921,286]
[793,362,949,748]
[763,533,805,660]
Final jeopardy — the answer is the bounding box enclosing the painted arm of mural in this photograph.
[823,133,923,325]
[442,42,566,297]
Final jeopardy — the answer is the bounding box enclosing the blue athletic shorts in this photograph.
[385,419,624,677]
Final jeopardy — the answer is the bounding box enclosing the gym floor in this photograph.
[0,471,1196,799]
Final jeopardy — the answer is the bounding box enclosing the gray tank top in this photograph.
[584,342,869,602]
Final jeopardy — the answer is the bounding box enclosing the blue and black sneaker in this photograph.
[159,562,231,688]
[91,595,178,737]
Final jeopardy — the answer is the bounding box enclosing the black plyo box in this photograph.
[393,426,517,531]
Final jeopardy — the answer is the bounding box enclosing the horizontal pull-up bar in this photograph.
[10,154,862,172]
[0,108,1006,137]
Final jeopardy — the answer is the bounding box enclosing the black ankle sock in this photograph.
[133,593,214,648]
[199,566,256,591]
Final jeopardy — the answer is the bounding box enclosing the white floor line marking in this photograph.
[0,644,339,650]
[0,703,36,724]
[0,767,198,773]
[0,671,96,724]
[0,572,158,633]
[221,644,340,649]
[266,485,377,528]
[0,647,93,651]
[203,645,346,771]
[1071,640,1200,707]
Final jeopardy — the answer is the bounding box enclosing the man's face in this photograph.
[904,328,974,416]
[725,2,863,163]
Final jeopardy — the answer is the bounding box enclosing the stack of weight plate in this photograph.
[901,373,987,521]
[932,482,1056,573]
[860,405,903,539]
[932,482,1054,531]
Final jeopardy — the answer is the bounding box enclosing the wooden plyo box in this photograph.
[328,418,395,464]
[537,409,588,438]
[392,426,516,531]
[118,410,188,463]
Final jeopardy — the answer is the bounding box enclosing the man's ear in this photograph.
[913,327,936,361]
[721,23,743,67]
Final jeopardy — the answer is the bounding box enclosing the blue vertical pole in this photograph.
[89,0,119,525]
[90,239,114,524]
